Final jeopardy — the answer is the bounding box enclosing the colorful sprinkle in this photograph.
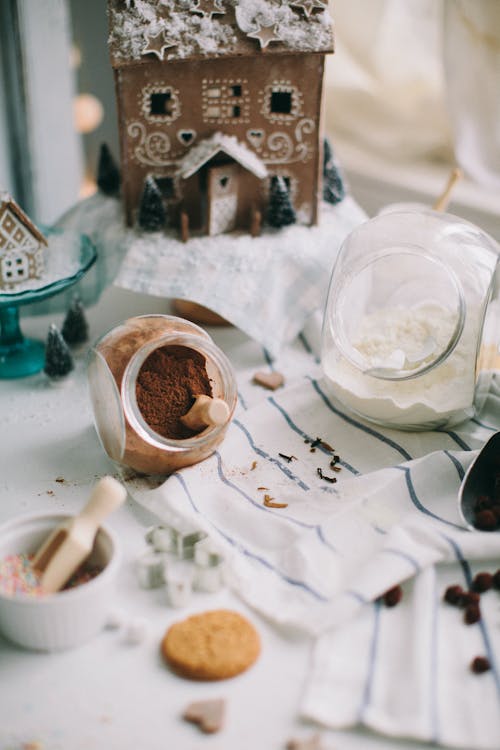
[0,553,102,597]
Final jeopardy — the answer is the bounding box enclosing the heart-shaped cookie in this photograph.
[183,698,225,734]
[252,370,284,390]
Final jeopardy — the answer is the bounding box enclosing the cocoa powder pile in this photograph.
[136,345,212,439]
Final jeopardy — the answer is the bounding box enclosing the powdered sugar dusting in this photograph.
[108,0,333,62]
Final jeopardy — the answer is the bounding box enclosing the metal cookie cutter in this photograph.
[164,560,194,608]
[136,549,166,589]
[193,537,225,593]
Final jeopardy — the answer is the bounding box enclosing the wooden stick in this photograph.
[432,167,463,212]
[250,207,262,238]
[180,395,230,431]
[180,211,189,243]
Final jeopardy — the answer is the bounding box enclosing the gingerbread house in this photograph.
[0,191,47,290]
[107,0,333,236]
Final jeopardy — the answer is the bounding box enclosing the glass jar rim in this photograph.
[121,332,237,451]
[329,246,467,381]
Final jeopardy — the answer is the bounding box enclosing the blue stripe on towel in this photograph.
[214,452,340,554]
[442,534,500,699]
[443,450,465,481]
[382,547,421,574]
[267,395,360,476]
[471,417,496,432]
[173,472,328,602]
[308,377,413,462]
[358,599,382,720]
[435,429,471,451]
[298,332,320,364]
[394,465,464,530]
[232,418,310,490]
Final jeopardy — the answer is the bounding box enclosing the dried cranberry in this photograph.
[491,505,500,520]
[471,572,493,593]
[464,603,481,625]
[461,591,480,607]
[382,585,403,607]
[444,584,464,605]
[493,569,500,591]
[471,656,491,674]
[475,495,492,511]
[473,510,497,531]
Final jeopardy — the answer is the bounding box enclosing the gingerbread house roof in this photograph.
[0,191,47,246]
[108,0,334,67]
[177,133,268,179]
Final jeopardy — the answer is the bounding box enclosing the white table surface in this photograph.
[0,286,429,750]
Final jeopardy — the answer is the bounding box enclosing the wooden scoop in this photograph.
[32,476,127,594]
[180,395,230,431]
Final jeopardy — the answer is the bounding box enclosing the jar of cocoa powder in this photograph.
[87,315,237,475]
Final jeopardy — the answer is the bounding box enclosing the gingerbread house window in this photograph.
[141,83,181,124]
[202,79,249,124]
[150,92,172,116]
[261,82,303,122]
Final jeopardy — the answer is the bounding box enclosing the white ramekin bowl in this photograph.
[0,512,121,651]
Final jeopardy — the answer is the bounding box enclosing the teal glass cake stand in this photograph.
[0,233,97,378]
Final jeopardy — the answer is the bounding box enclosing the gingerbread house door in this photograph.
[207,164,239,235]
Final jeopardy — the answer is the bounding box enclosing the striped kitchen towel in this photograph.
[127,320,500,749]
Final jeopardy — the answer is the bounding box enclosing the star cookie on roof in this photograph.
[247,22,282,49]
[141,30,177,60]
[290,0,327,18]
[190,0,225,19]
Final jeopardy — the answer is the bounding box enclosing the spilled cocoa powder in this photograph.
[136,345,212,439]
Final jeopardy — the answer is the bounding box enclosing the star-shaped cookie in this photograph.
[247,23,282,49]
[190,0,225,19]
[141,30,177,60]
[291,0,327,18]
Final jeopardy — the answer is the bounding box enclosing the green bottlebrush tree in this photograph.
[62,296,89,346]
[44,324,74,378]
[266,176,296,228]
[137,176,167,232]
[96,143,121,196]
[323,137,346,205]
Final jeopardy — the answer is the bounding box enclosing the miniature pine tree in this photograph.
[61,295,89,346]
[44,323,74,378]
[266,176,296,228]
[137,176,167,232]
[323,137,346,205]
[96,143,121,196]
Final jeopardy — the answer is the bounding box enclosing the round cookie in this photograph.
[161,609,260,680]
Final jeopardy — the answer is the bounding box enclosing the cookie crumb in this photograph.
[263,494,288,509]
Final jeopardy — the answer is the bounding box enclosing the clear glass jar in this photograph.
[321,209,500,430]
[87,315,237,474]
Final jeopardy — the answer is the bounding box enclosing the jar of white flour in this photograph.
[321,210,500,430]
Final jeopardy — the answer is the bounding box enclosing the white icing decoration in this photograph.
[177,129,197,145]
[127,122,176,167]
[246,129,265,149]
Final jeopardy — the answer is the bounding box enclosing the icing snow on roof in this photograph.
[177,133,268,179]
[108,0,333,65]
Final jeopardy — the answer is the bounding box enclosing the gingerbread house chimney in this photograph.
[107,0,333,236]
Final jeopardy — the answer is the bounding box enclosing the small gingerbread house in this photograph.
[0,191,47,290]
[107,0,333,235]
